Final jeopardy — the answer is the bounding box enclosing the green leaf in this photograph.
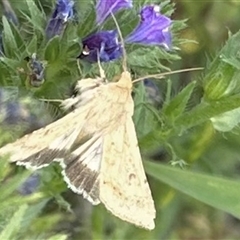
[203,30,240,100]
[0,156,11,180]
[0,168,31,201]
[60,23,79,54]
[0,57,20,71]
[76,0,96,37]
[145,161,240,218]
[22,36,38,57]
[44,36,61,63]
[48,234,68,240]
[175,93,240,132]
[25,0,45,33]
[220,30,240,70]
[127,47,176,73]
[9,25,26,56]
[20,199,49,232]
[0,193,47,213]
[162,81,196,121]
[0,204,28,240]
[211,107,240,132]
[2,16,18,58]
[66,42,81,59]
[133,82,159,138]
[133,81,147,130]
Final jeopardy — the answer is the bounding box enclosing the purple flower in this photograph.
[78,30,122,63]
[46,0,75,39]
[125,5,172,49]
[96,0,133,25]
[18,173,40,196]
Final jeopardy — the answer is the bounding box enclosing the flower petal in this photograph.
[79,30,122,63]
[18,173,40,196]
[96,0,132,25]
[45,0,75,39]
[125,5,172,49]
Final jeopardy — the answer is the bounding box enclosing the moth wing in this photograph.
[0,77,109,167]
[57,134,103,205]
[99,117,156,230]
[0,106,90,167]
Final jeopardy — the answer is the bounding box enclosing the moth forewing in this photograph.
[0,77,106,167]
[99,118,155,230]
[0,102,89,165]
[90,71,155,230]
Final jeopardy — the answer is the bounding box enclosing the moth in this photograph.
[0,64,156,230]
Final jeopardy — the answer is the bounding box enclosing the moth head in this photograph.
[117,71,132,89]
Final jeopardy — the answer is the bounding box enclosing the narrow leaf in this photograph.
[2,16,18,57]
[145,161,240,218]
[44,36,61,63]
[176,93,240,131]
[48,234,68,240]
[25,0,45,33]
[162,81,196,121]
[0,168,31,201]
[0,204,28,240]
[133,82,158,137]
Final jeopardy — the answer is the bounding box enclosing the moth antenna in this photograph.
[132,67,204,83]
[111,13,127,72]
[97,50,106,79]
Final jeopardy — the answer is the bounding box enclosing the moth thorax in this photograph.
[117,71,132,89]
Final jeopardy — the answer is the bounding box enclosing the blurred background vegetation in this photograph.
[0,0,240,239]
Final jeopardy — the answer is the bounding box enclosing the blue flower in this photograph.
[96,0,133,25]
[125,5,172,49]
[18,173,40,196]
[45,0,75,39]
[78,30,122,63]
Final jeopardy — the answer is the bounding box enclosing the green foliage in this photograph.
[145,161,240,219]
[0,0,240,239]
[162,81,196,122]
[0,204,28,240]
